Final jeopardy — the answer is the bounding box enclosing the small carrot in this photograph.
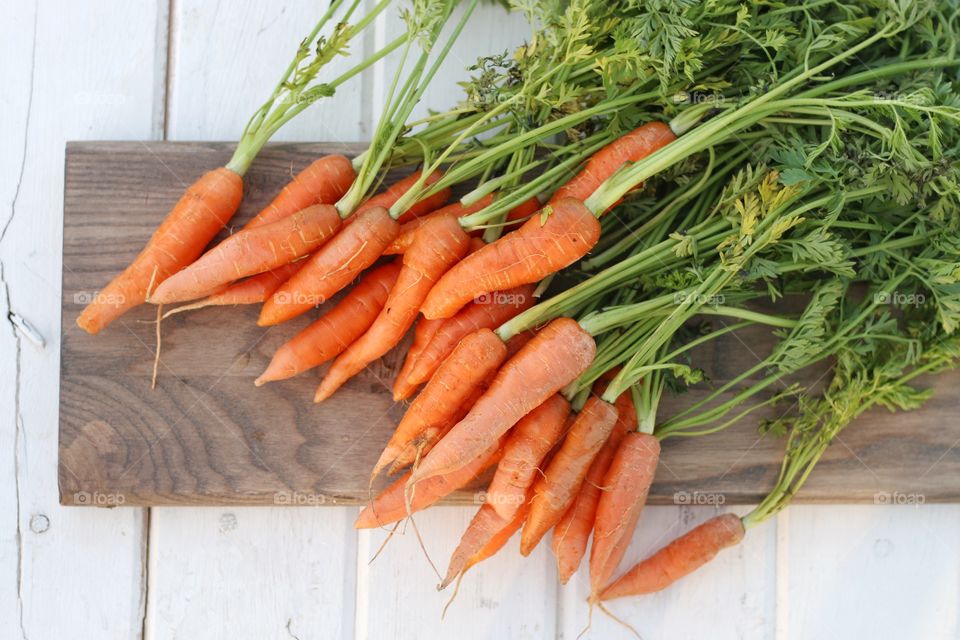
[551,391,636,584]
[441,502,528,589]
[354,438,503,529]
[589,432,661,593]
[504,196,543,225]
[406,283,536,386]
[420,198,601,319]
[259,207,399,326]
[242,154,356,229]
[384,195,495,255]
[483,394,570,520]
[314,214,471,402]
[598,513,746,600]
[191,262,303,308]
[550,122,676,204]
[152,204,342,304]
[371,328,508,482]
[409,318,596,484]
[255,262,401,385]
[77,167,243,333]
[520,397,619,556]
[356,169,451,223]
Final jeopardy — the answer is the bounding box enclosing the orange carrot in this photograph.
[598,514,745,600]
[504,196,543,225]
[77,167,243,333]
[589,432,661,593]
[484,395,570,520]
[406,284,536,386]
[356,169,451,223]
[550,122,676,204]
[242,155,355,229]
[441,502,528,589]
[409,318,596,484]
[371,328,508,481]
[551,390,635,584]
[259,207,399,326]
[314,215,471,402]
[255,262,401,385]
[152,204,342,304]
[392,317,445,401]
[520,397,618,556]
[420,198,601,319]
[354,438,503,528]
[384,195,495,255]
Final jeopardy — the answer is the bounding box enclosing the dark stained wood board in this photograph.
[59,141,960,507]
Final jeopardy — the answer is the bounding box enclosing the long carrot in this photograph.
[77,168,243,333]
[409,317,596,484]
[551,391,636,584]
[371,328,508,481]
[258,206,399,326]
[392,316,446,401]
[384,195,494,255]
[420,198,601,319]
[550,122,676,204]
[255,262,401,385]
[589,432,660,593]
[483,394,570,520]
[520,397,619,555]
[441,502,528,589]
[314,214,471,402]
[242,154,356,229]
[152,204,342,304]
[406,283,537,386]
[598,514,745,600]
[354,438,503,529]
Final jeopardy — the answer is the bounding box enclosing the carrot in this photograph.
[420,198,601,319]
[504,196,543,224]
[392,317,446,401]
[384,195,495,255]
[519,397,619,556]
[589,432,661,593]
[598,513,746,600]
[195,263,303,307]
[441,502,528,589]
[356,169,451,223]
[371,328,508,481]
[77,167,243,333]
[406,283,536,386]
[483,394,570,520]
[255,262,401,385]
[314,214,471,402]
[242,155,355,229]
[152,204,342,304]
[550,122,676,204]
[551,391,636,584]
[258,206,399,326]
[409,317,596,484]
[354,438,503,529]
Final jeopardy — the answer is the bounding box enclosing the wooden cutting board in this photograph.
[59,141,960,507]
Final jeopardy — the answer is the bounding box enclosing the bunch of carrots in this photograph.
[78,0,960,629]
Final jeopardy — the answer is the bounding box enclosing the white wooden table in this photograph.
[2,2,958,638]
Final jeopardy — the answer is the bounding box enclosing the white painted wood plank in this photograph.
[357,505,557,640]
[557,506,776,640]
[168,0,368,143]
[0,1,166,638]
[784,505,960,640]
[145,507,359,639]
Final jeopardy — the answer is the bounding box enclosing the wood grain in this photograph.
[60,141,960,507]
